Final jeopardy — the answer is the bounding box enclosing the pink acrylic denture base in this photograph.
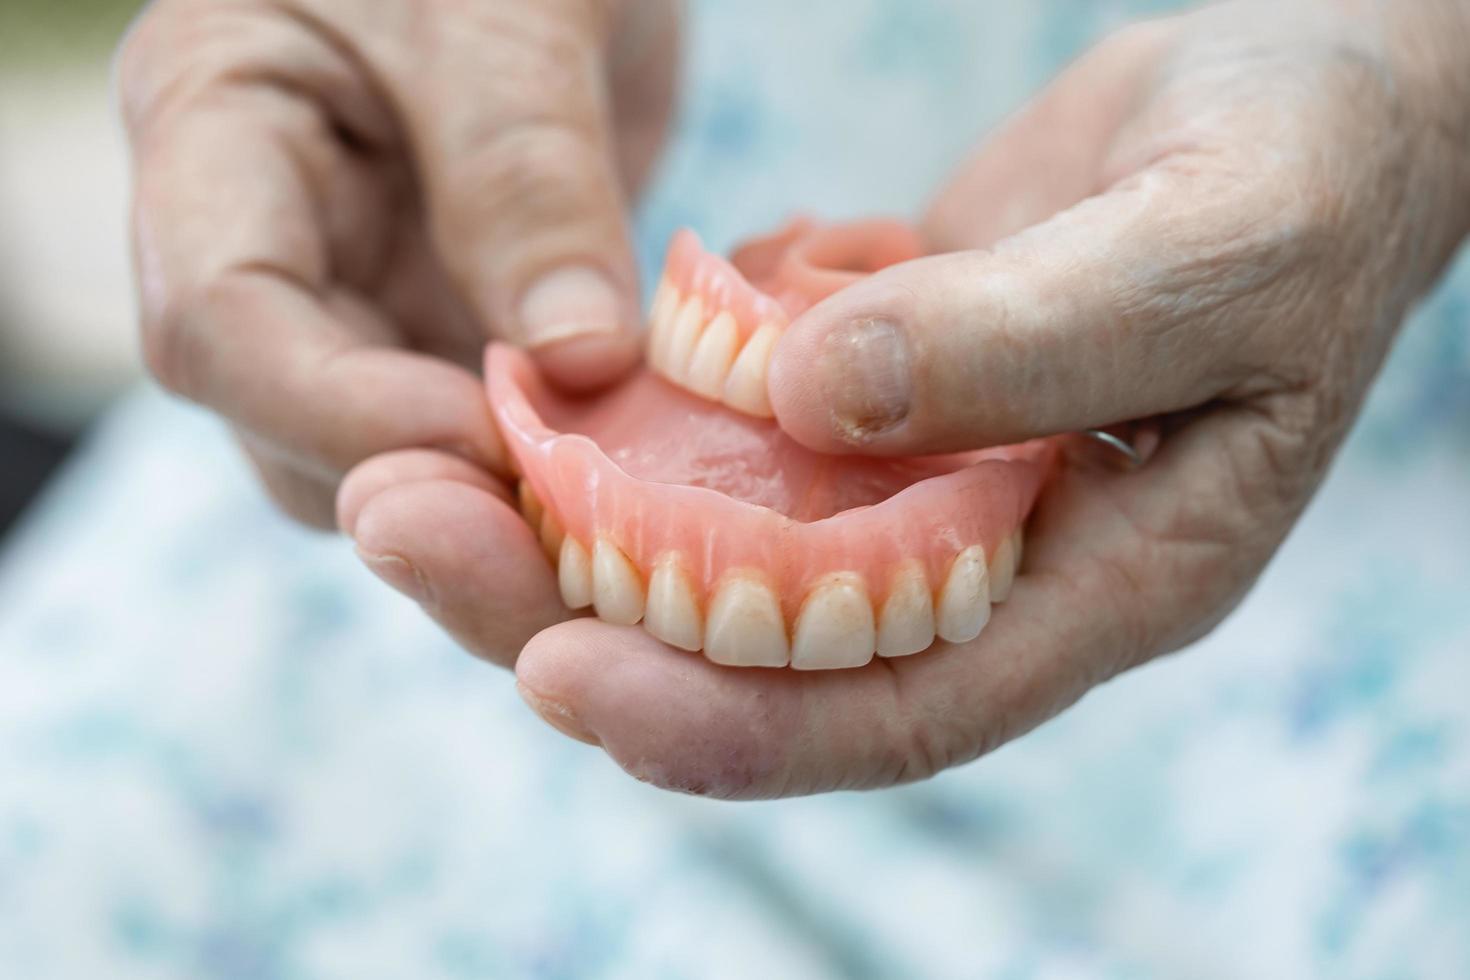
[486,344,1055,623]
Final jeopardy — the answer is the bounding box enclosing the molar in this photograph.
[936,545,991,643]
[791,572,876,670]
[558,537,593,609]
[704,573,790,668]
[876,561,936,658]
[592,537,646,626]
[686,311,740,399]
[721,322,779,418]
[643,553,703,651]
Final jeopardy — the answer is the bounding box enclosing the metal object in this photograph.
[1081,427,1144,467]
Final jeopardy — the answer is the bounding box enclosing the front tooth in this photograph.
[686,311,739,399]
[989,533,1019,603]
[936,546,991,643]
[704,574,789,668]
[558,537,593,609]
[644,554,703,651]
[877,562,936,657]
[722,322,780,417]
[518,480,544,529]
[663,294,706,379]
[592,537,645,625]
[791,573,876,670]
[539,511,566,561]
[646,277,679,370]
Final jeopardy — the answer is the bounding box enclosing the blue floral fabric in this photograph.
[2,2,1468,977]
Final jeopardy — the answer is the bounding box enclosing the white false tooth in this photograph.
[989,533,1018,603]
[936,546,991,643]
[663,294,706,381]
[647,319,669,371]
[539,511,565,561]
[558,537,593,609]
[704,575,789,668]
[518,480,544,529]
[721,322,780,418]
[791,573,876,670]
[648,275,676,331]
[646,277,679,370]
[591,537,645,625]
[876,562,936,658]
[644,555,703,651]
[686,311,739,399]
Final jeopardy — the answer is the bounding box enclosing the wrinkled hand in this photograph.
[344,0,1470,797]
[121,0,677,527]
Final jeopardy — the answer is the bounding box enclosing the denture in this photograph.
[486,217,1058,670]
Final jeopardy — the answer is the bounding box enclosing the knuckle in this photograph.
[246,451,339,529]
[139,274,237,403]
[115,0,179,133]
[139,289,199,398]
[446,118,610,233]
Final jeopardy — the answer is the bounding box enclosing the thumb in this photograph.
[396,0,641,390]
[768,170,1278,455]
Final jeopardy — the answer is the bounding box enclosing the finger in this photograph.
[768,159,1299,456]
[764,17,1292,457]
[239,433,339,530]
[336,448,510,537]
[516,404,1302,798]
[390,0,641,390]
[349,478,569,669]
[515,578,1116,799]
[151,260,507,484]
[606,0,682,201]
[128,87,507,486]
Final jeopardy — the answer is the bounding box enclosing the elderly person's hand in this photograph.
[120,0,677,529]
[332,0,1468,795]
[491,0,1469,796]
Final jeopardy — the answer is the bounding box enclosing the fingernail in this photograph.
[519,265,626,348]
[358,549,433,607]
[819,317,912,443]
[517,681,601,746]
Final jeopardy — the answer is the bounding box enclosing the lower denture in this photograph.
[489,217,1057,670]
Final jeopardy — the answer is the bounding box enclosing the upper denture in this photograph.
[648,217,927,418]
[489,217,1055,669]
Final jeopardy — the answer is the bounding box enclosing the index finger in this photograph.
[124,39,506,484]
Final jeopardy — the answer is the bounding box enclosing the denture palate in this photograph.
[487,216,1055,670]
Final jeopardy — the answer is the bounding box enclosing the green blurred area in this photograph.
[0,0,143,69]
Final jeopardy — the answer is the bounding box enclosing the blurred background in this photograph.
[2,2,1468,978]
[0,0,141,536]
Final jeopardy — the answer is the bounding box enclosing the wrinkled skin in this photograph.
[120,0,679,527]
[131,1,1470,798]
